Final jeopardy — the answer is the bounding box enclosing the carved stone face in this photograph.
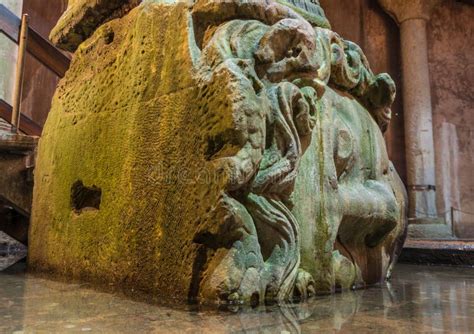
[30,0,407,306]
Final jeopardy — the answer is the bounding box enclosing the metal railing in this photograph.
[0,4,71,136]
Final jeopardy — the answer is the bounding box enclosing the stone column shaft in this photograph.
[377,0,442,219]
[400,18,437,218]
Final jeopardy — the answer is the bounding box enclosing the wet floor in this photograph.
[1,264,473,333]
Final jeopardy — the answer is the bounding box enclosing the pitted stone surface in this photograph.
[30,0,407,305]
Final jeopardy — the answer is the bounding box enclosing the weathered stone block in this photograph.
[30,0,407,305]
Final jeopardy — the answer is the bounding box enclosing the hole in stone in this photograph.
[205,134,226,160]
[264,286,277,305]
[291,46,302,57]
[250,292,260,308]
[104,31,114,45]
[71,180,102,213]
[293,285,302,300]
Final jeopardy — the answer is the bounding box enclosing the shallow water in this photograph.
[1,263,473,333]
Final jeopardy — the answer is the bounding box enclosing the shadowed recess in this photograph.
[70,180,101,213]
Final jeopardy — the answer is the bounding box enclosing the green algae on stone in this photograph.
[30,0,407,305]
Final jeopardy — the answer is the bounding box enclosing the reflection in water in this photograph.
[1,264,473,333]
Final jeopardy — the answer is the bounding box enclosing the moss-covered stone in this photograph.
[50,0,142,52]
[31,2,217,301]
[30,0,407,305]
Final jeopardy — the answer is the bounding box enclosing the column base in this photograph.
[408,219,455,240]
[399,239,474,266]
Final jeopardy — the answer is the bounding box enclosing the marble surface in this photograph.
[1,264,473,333]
